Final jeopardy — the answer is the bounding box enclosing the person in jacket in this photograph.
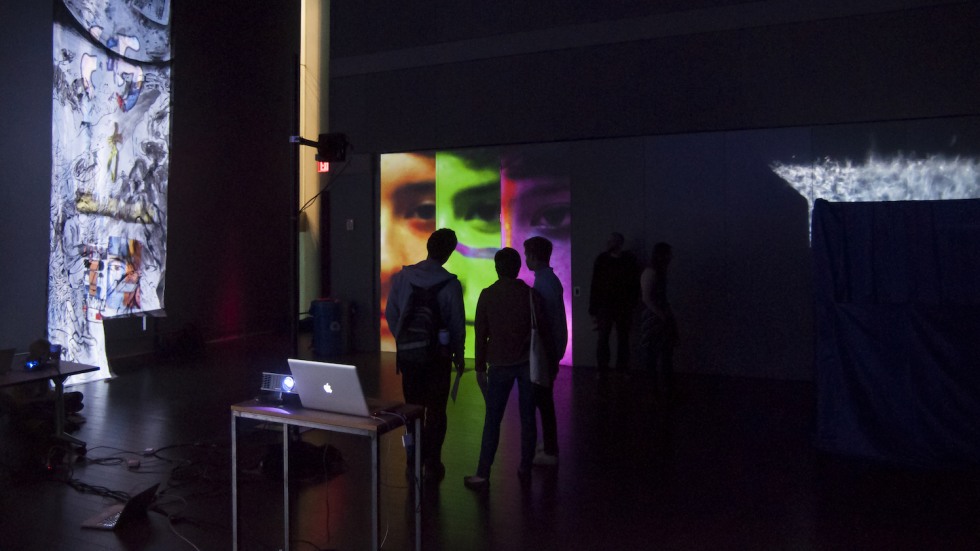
[589,232,640,377]
[640,242,678,398]
[385,228,465,480]
[464,247,551,491]
[524,236,567,467]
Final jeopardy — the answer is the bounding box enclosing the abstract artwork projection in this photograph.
[51,0,171,382]
[773,154,980,231]
[380,144,572,364]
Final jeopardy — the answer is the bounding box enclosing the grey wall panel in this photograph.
[569,138,647,370]
[330,3,980,154]
[0,1,54,350]
[327,154,378,353]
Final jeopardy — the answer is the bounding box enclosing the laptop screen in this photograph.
[286,359,373,417]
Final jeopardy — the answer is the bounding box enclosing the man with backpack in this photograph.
[385,228,465,481]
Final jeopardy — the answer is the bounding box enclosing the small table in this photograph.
[230,399,423,551]
[0,359,98,449]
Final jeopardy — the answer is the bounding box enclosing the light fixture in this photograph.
[315,133,349,163]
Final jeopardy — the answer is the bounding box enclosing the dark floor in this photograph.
[2,334,980,550]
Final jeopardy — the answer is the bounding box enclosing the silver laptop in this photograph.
[81,483,159,530]
[286,359,397,417]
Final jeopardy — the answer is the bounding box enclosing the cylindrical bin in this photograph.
[310,298,343,358]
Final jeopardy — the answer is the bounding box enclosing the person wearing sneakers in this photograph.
[523,236,566,467]
[386,228,466,482]
[464,248,553,491]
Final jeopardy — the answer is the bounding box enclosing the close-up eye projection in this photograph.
[380,145,574,364]
[403,199,436,222]
[393,184,436,222]
[530,203,571,231]
[453,185,502,229]
[380,152,438,350]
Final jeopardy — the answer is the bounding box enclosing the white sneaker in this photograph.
[533,451,559,467]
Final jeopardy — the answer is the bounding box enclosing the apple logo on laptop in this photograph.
[322,382,333,394]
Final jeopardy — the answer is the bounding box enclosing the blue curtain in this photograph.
[812,198,980,467]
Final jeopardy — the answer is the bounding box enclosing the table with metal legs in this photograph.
[0,359,98,449]
[231,399,422,551]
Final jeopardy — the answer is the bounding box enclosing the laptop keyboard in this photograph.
[99,510,123,528]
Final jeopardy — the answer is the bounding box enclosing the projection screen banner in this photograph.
[50,0,171,383]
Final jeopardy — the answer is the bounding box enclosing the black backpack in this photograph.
[395,279,451,371]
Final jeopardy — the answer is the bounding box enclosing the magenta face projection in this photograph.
[501,144,572,364]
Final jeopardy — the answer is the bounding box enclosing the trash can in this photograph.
[310,298,343,358]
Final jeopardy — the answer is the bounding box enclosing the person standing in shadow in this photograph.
[464,248,552,491]
[640,242,678,398]
[523,236,566,468]
[588,232,640,379]
[385,228,466,481]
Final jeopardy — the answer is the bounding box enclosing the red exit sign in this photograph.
[317,161,330,173]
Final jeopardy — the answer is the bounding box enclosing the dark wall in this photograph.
[166,2,299,343]
[329,0,763,57]
[1,1,299,354]
[1,2,56,350]
[328,1,980,153]
[325,1,980,380]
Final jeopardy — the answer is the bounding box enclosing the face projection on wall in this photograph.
[380,146,573,362]
[50,0,171,383]
[379,152,437,350]
[501,144,573,364]
[436,149,503,353]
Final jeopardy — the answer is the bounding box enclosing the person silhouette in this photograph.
[640,242,678,397]
[464,248,552,491]
[523,236,566,467]
[588,232,640,378]
[385,228,465,480]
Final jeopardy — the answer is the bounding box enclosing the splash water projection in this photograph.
[773,154,980,235]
